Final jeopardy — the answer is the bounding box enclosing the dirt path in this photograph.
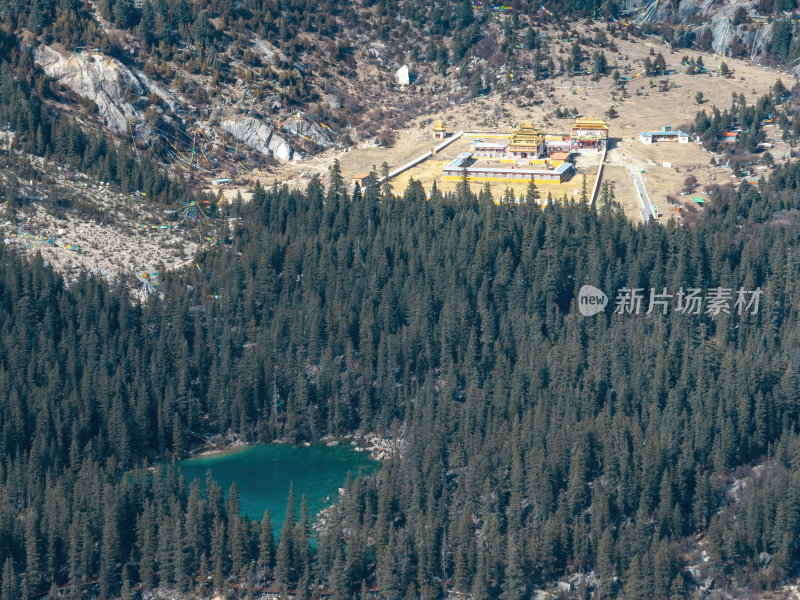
[630,169,653,222]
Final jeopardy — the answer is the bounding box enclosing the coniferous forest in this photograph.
[2,156,800,598]
[2,0,800,598]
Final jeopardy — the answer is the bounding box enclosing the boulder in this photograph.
[33,45,175,135]
[220,116,294,161]
[396,64,411,86]
[325,94,341,110]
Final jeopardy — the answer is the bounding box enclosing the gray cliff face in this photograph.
[33,46,325,160]
[286,118,335,147]
[33,45,175,135]
[616,0,774,63]
[251,36,290,67]
[220,116,294,161]
[657,0,772,57]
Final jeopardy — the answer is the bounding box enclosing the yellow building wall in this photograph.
[443,175,567,184]
[485,158,567,166]
[463,133,513,138]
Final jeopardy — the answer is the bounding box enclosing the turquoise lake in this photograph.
[177,444,379,529]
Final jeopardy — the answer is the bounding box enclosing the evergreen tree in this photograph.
[274,486,296,590]
[1,559,18,600]
[525,178,539,204]
[257,509,276,584]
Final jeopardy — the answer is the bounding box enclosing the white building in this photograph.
[640,126,690,145]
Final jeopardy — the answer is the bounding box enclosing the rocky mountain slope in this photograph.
[34,44,176,134]
[7,0,794,190]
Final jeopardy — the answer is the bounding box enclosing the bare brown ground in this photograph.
[605,138,732,220]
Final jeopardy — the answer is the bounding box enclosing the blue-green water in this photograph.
[177,444,379,529]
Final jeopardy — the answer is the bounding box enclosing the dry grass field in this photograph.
[601,165,642,218]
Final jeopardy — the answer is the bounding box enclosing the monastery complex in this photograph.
[439,117,609,185]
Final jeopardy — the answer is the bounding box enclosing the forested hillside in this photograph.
[3,0,800,597]
[1,157,800,598]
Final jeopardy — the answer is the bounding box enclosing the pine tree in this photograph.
[471,550,489,600]
[211,515,226,593]
[459,0,474,27]
[137,501,156,589]
[669,574,685,599]
[457,163,471,202]
[380,162,393,199]
[329,545,348,600]
[571,42,584,72]
[294,495,311,576]
[375,528,400,600]
[274,485,296,590]
[567,442,590,514]
[112,0,135,28]
[500,536,526,600]
[327,159,345,203]
[257,509,276,584]
[580,174,588,204]
[172,412,184,459]
[138,0,155,44]
[24,509,42,590]
[596,527,615,577]
[623,554,648,599]
[99,489,120,598]
[525,178,539,204]
[1,558,18,600]
[120,564,134,600]
[172,513,187,591]
[644,56,654,76]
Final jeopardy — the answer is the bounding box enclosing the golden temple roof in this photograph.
[572,117,609,130]
[509,122,543,146]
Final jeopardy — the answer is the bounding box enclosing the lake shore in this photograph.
[187,430,406,462]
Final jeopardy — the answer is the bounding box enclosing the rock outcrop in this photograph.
[286,118,335,147]
[655,0,772,59]
[251,36,290,66]
[325,94,341,110]
[33,45,174,134]
[220,116,294,161]
[616,0,774,63]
